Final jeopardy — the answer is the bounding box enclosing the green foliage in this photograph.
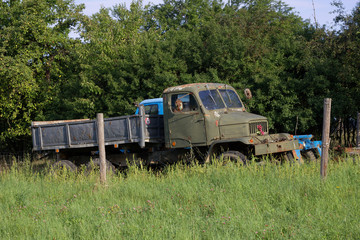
[0,58,38,143]
[53,2,156,118]
[0,0,84,151]
[1,0,360,150]
[0,158,359,238]
[331,2,360,118]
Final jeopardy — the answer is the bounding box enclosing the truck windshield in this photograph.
[219,89,243,108]
[199,90,225,110]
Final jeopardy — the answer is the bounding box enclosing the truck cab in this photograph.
[163,83,266,148]
[142,83,299,160]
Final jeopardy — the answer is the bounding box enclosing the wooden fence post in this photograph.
[357,112,360,148]
[97,113,106,184]
[321,98,331,179]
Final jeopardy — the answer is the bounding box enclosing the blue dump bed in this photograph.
[31,114,164,151]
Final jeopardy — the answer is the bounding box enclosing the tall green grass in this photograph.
[0,157,359,239]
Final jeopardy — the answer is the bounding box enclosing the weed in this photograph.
[0,157,359,239]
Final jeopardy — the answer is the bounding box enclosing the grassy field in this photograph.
[0,157,359,239]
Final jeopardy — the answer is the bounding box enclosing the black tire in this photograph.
[284,151,295,162]
[303,150,316,163]
[217,151,247,165]
[51,160,77,172]
[283,151,298,166]
[86,158,116,174]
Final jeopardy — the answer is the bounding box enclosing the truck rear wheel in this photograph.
[86,158,116,174]
[51,160,77,173]
[218,151,247,165]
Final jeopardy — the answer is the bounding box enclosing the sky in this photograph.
[75,0,357,27]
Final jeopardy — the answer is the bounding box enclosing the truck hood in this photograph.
[218,111,268,139]
[218,111,267,126]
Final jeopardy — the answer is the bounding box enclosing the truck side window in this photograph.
[171,93,198,113]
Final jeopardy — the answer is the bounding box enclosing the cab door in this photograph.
[164,92,206,148]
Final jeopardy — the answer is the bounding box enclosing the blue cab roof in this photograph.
[135,98,164,115]
[139,98,163,105]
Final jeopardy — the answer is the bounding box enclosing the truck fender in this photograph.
[205,138,252,163]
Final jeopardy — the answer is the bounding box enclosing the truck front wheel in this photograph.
[218,151,247,165]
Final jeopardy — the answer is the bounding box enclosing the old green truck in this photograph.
[31,83,300,170]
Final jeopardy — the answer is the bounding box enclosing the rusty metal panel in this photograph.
[68,121,97,145]
[255,140,300,155]
[33,125,68,149]
[32,120,97,150]
[32,115,165,151]
[145,115,164,139]
[219,124,248,139]
[104,116,139,141]
[32,119,90,126]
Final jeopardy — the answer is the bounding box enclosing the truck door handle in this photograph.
[196,119,204,123]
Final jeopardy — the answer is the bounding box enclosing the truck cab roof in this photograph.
[135,98,164,115]
[163,83,233,94]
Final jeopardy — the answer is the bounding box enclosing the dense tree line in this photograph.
[0,0,359,152]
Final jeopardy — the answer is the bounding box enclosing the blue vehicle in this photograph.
[293,135,322,162]
[135,98,164,115]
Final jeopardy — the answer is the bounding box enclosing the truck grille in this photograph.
[249,121,268,135]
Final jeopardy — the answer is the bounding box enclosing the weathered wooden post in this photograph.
[321,98,331,179]
[97,113,106,184]
[357,112,360,148]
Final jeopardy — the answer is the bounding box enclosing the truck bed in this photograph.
[31,115,164,151]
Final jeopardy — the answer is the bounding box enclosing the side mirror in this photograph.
[244,88,252,100]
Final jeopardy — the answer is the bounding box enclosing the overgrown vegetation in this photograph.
[1,0,360,152]
[0,157,359,239]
